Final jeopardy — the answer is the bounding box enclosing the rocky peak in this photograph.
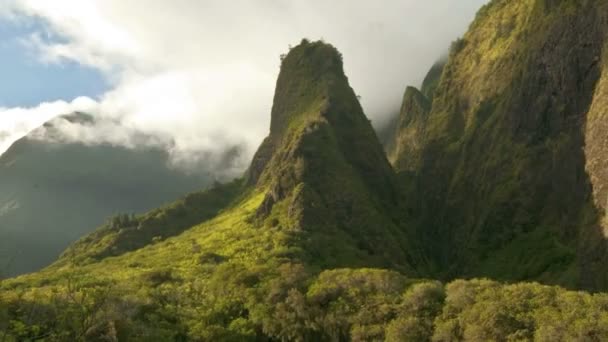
[246,39,417,273]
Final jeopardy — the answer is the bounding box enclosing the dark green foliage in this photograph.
[449,38,466,55]
[433,279,608,341]
[107,214,138,231]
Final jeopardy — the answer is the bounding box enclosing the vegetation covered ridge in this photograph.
[389,0,608,291]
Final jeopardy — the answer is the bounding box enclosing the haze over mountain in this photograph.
[2,1,608,341]
[0,113,215,276]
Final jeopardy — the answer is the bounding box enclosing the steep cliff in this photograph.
[0,113,211,276]
[4,24,608,338]
[391,0,608,290]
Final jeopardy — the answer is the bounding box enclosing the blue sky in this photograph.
[0,17,107,107]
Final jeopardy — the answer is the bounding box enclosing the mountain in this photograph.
[384,86,431,174]
[388,0,608,290]
[3,2,608,339]
[53,40,420,275]
[245,40,419,273]
[0,113,212,276]
[0,40,434,340]
[382,60,445,173]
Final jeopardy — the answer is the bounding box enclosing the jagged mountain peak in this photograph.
[244,39,418,272]
[269,39,346,138]
[247,40,355,185]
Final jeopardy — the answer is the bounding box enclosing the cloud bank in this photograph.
[0,0,488,174]
[0,97,97,154]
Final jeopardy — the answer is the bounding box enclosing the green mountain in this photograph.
[389,0,608,291]
[382,60,445,172]
[245,40,419,273]
[0,113,212,277]
[384,86,431,174]
[2,2,608,340]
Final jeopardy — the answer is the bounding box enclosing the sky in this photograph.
[0,0,488,174]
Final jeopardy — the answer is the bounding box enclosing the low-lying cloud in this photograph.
[0,0,488,175]
[0,96,97,154]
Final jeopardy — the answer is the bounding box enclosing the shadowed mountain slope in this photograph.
[0,113,212,276]
[3,2,608,337]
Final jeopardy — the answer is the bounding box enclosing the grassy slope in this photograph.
[56,179,243,266]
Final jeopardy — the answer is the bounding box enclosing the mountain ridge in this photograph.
[389,0,608,290]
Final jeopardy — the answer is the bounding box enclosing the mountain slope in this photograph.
[390,0,608,290]
[2,34,608,340]
[1,40,424,340]
[0,113,212,276]
[247,39,419,273]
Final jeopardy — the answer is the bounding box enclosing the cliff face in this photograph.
[390,0,608,290]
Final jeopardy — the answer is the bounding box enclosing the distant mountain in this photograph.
[0,113,212,276]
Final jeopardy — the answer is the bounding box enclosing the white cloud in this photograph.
[1,0,488,173]
[0,97,97,154]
